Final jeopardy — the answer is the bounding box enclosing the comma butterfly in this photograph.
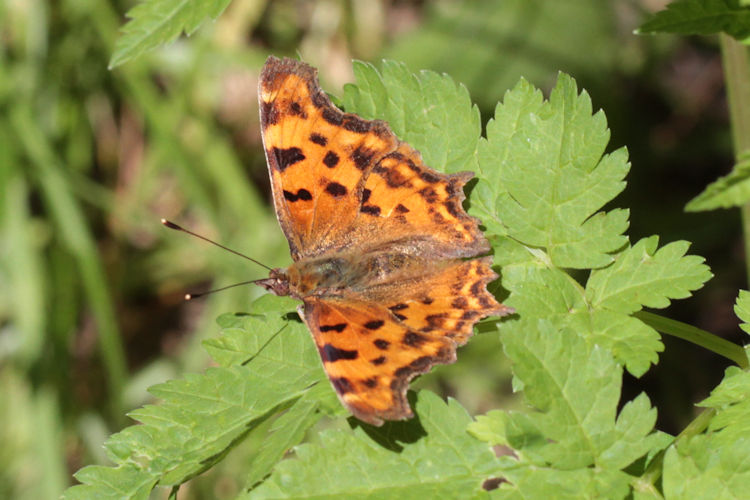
[256,56,513,426]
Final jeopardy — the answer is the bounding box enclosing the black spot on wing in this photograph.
[323,151,339,168]
[271,147,306,172]
[320,323,347,333]
[261,101,279,126]
[425,314,448,329]
[351,146,374,171]
[320,344,358,362]
[395,203,410,214]
[373,339,390,350]
[363,377,378,388]
[360,205,381,216]
[364,320,384,330]
[283,188,312,202]
[403,331,427,347]
[419,186,439,203]
[325,182,347,197]
[361,188,372,203]
[445,200,461,218]
[331,377,354,394]
[289,101,307,119]
[452,297,469,309]
[310,133,328,146]
[370,356,386,366]
[387,304,408,321]
[374,163,410,188]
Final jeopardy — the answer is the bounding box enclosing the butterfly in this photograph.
[256,56,512,426]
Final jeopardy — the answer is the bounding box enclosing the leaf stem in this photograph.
[634,311,747,368]
[720,34,750,285]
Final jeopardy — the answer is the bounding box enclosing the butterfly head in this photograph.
[255,268,292,297]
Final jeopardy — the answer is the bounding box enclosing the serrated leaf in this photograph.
[471,321,665,499]
[686,154,750,211]
[477,74,629,267]
[110,0,232,68]
[663,434,750,500]
[62,302,325,498]
[502,263,586,318]
[586,236,712,314]
[500,256,663,376]
[105,364,316,486]
[698,366,750,445]
[204,297,323,374]
[492,320,659,470]
[638,0,750,42]
[62,464,158,500]
[564,310,663,377]
[244,391,500,499]
[734,289,750,334]
[342,60,481,175]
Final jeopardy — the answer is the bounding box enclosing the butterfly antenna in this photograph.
[184,280,267,300]
[161,219,273,271]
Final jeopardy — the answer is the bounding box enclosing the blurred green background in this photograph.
[0,0,745,498]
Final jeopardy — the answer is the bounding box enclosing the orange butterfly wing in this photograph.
[301,257,505,425]
[258,57,512,425]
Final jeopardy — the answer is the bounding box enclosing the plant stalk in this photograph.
[635,311,747,368]
[720,34,750,286]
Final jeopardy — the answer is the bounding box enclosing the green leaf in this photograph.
[663,434,750,500]
[61,302,326,498]
[343,60,482,175]
[104,365,313,485]
[686,153,750,211]
[245,391,500,499]
[62,464,158,500]
[470,322,663,498]
[698,366,750,445]
[499,247,664,377]
[488,465,632,500]
[204,297,318,371]
[734,289,750,334]
[638,0,750,42]
[110,0,232,68]
[586,236,712,314]
[498,321,660,469]
[476,75,629,267]
[245,387,325,489]
[564,310,663,377]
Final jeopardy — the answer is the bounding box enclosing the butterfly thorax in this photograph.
[258,250,440,300]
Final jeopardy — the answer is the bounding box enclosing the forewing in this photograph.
[351,143,490,259]
[259,56,398,260]
[259,57,490,261]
